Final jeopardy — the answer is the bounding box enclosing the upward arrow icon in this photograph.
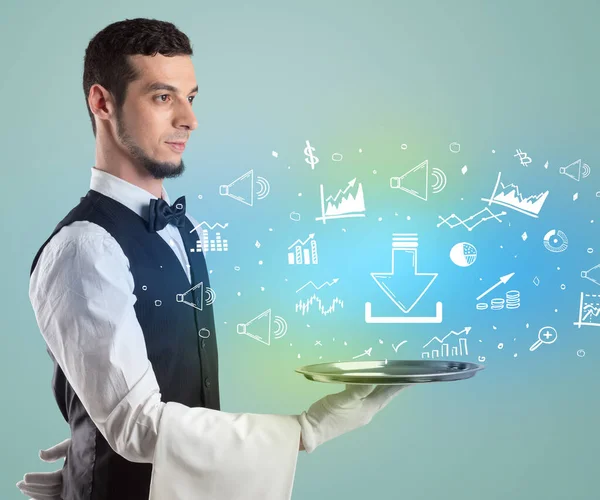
[371,237,438,314]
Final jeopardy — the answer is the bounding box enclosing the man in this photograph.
[17,18,411,500]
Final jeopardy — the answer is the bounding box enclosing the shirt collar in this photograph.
[89,167,171,221]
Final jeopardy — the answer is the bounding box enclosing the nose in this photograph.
[175,99,198,131]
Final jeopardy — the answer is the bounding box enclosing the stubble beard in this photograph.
[115,107,185,180]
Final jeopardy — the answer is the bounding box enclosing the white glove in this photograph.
[298,384,412,453]
[16,438,70,499]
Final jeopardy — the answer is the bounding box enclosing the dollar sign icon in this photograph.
[304,140,319,170]
[514,149,532,167]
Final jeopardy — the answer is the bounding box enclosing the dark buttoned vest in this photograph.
[29,189,220,500]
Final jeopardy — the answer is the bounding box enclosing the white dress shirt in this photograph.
[29,167,302,499]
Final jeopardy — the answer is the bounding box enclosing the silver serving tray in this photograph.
[295,360,485,385]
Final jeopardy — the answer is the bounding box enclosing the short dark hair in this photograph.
[83,18,193,138]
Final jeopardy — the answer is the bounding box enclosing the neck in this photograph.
[95,143,163,199]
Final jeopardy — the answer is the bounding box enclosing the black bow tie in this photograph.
[147,195,187,232]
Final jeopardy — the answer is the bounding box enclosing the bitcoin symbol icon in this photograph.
[514,149,532,167]
[304,140,319,170]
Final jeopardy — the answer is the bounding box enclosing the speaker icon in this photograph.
[219,169,270,206]
[237,308,288,346]
[176,281,216,311]
[389,160,447,201]
[559,159,590,182]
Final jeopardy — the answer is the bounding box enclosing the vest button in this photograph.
[204,378,211,388]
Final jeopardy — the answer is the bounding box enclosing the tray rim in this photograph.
[294,359,485,384]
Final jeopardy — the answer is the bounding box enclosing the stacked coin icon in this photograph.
[506,290,520,309]
[491,298,505,310]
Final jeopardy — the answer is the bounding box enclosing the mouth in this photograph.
[166,141,186,153]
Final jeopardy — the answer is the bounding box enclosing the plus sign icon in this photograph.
[529,326,558,352]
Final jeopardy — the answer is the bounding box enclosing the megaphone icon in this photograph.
[219,169,270,206]
[237,308,287,346]
[176,281,216,311]
[559,159,590,182]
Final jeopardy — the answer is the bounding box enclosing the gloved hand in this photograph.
[298,384,412,453]
[16,437,70,499]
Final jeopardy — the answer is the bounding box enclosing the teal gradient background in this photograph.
[2,1,598,498]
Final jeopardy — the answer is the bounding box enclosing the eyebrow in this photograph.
[145,82,199,94]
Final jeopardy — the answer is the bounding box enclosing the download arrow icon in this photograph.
[371,238,438,313]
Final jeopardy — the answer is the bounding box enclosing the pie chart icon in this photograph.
[450,242,477,267]
[543,229,568,253]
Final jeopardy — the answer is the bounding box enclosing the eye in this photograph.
[154,94,195,104]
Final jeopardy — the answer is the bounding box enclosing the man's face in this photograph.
[114,54,199,180]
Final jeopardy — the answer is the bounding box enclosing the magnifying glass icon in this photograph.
[529,326,558,351]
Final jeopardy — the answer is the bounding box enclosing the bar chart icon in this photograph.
[421,327,471,358]
[288,233,318,265]
[189,222,229,252]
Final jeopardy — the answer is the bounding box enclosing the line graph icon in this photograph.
[481,172,549,218]
[189,221,229,252]
[421,327,471,358]
[437,207,506,231]
[316,177,366,224]
[295,278,343,316]
[288,233,318,265]
[573,292,600,328]
[296,278,339,294]
[296,296,344,316]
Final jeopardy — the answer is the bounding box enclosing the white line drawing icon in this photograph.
[529,326,558,351]
[476,289,520,311]
[421,327,471,358]
[514,149,532,167]
[352,348,373,359]
[392,340,407,352]
[581,264,600,286]
[176,281,216,311]
[437,207,506,231]
[365,233,442,323]
[198,328,211,339]
[573,292,600,328]
[304,140,319,170]
[559,159,590,181]
[189,221,229,252]
[296,296,344,316]
[295,278,339,294]
[315,177,366,224]
[449,242,477,267]
[295,278,343,316]
[389,160,447,201]
[237,309,288,345]
[481,172,549,218]
[476,272,515,301]
[219,169,270,206]
[288,233,318,265]
[449,142,460,153]
[543,229,568,252]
